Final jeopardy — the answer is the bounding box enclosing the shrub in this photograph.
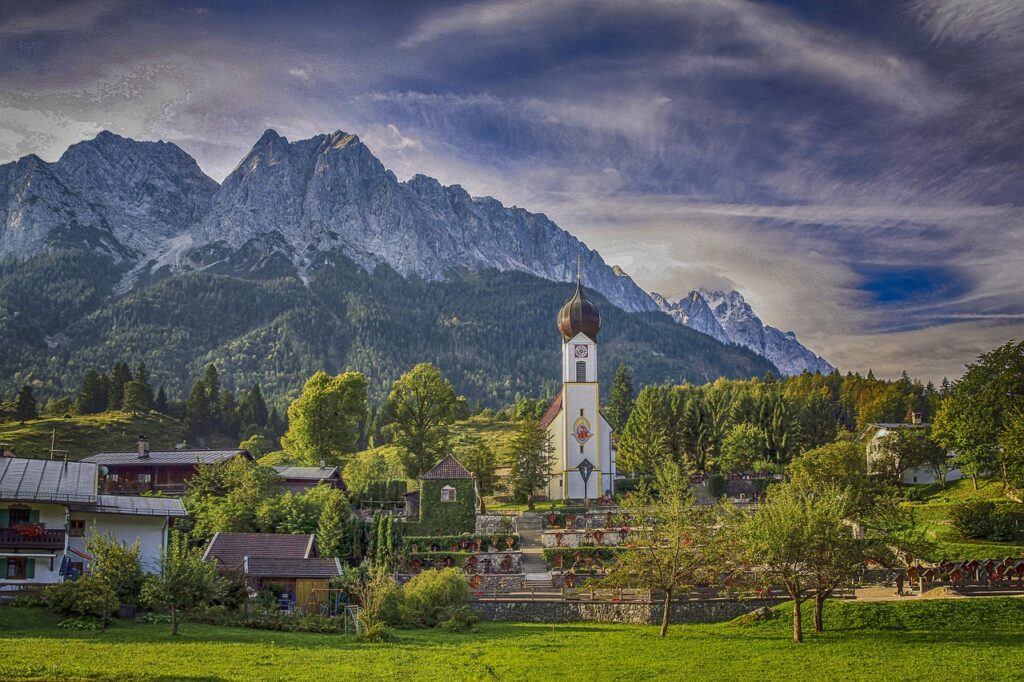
[57,616,103,631]
[437,606,478,633]
[988,509,1017,541]
[399,568,469,628]
[949,500,996,539]
[44,577,119,628]
[707,474,726,500]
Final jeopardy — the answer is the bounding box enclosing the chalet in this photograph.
[82,437,252,495]
[271,465,344,493]
[859,414,962,485]
[0,457,185,590]
[202,532,339,610]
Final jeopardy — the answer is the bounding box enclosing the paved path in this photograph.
[517,513,552,587]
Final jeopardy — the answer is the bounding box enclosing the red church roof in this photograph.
[538,392,563,429]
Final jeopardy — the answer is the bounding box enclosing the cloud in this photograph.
[288,67,311,82]
[0,0,125,35]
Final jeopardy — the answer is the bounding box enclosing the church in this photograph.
[538,274,617,501]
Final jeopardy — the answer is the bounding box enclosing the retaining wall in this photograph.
[470,598,779,625]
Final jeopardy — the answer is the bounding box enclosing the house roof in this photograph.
[538,392,563,430]
[272,466,339,480]
[857,423,929,441]
[203,532,316,569]
[0,457,97,503]
[82,449,251,466]
[725,480,757,497]
[75,494,187,517]
[243,556,342,579]
[420,454,473,480]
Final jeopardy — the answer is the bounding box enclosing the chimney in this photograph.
[911,412,923,425]
[137,435,150,459]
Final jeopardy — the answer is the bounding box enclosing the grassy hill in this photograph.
[1,598,1023,680]
[0,411,236,460]
[903,478,1024,561]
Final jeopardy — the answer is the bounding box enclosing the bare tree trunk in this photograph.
[527,493,534,511]
[972,473,978,491]
[660,589,672,638]
[792,597,803,643]
[813,592,825,633]
[171,605,179,636]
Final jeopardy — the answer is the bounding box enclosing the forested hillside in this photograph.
[0,249,775,407]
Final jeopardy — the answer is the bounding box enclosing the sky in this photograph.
[1,0,1022,383]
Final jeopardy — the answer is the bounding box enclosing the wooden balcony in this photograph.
[0,527,66,550]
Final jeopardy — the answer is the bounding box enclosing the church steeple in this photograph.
[556,257,602,342]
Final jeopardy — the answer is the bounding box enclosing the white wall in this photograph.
[1,502,66,587]
[68,513,169,574]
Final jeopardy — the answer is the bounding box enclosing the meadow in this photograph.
[1,598,1022,681]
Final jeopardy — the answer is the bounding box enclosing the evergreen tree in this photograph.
[616,386,671,476]
[219,390,241,439]
[74,369,108,415]
[14,385,38,421]
[122,380,151,414]
[203,365,221,425]
[239,383,269,429]
[184,378,213,440]
[108,361,133,411]
[508,417,555,510]
[607,363,636,433]
[155,386,169,414]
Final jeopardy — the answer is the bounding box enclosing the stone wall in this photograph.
[476,515,518,534]
[541,529,628,548]
[471,598,780,625]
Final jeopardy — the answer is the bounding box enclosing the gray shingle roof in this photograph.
[420,454,473,480]
[76,494,187,517]
[243,557,342,579]
[272,466,339,480]
[203,532,316,569]
[82,450,250,466]
[0,458,98,503]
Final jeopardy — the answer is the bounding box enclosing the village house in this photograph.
[0,457,185,590]
[271,465,344,493]
[407,455,478,534]
[859,413,962,485]
[202,531,340,610]
[81,436,252,495]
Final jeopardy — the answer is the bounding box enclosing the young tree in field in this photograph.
[741,482,855,642]
[14,385,37,421]
[607,363,636,433]
[605,463,737,637]
[142,531,221,635]
[456,436,499,514]
[616,386,670,476]
[718,422,766,474]
[85,532,145,606]
[282,371,368,466]
[383,363,459,478]
[508,417,555,510]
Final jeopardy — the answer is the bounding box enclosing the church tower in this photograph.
[540,260,616,500]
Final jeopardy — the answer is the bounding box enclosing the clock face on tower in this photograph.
[574,344,589,358]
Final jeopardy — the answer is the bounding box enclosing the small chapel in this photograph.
[538,270,617,501]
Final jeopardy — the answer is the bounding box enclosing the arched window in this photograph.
[576,361,586,382]
[441,485,457,503]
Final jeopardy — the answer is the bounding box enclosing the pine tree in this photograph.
[122,380,150,414]
[75,369,108,415]
[239,383,268,429]
[607,363,636,433]
[616,386,671,476]
[155,386,169,414]
[508,417,555,510]
[202,365,221,425]
[184,378,212,440]
[108,362,133,412]
[219,390,240,439]
[14,385,38,421]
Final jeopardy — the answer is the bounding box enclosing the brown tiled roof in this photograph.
[203,532,316,570]
[420,454,473,480]
[83,450,252,466]
[243,557,342,579]
[538,392,563,430]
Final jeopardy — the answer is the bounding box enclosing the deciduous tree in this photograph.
[383,364,459,478]
[281,371,368,466]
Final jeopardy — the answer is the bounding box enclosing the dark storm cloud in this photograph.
[0,0,1022,381]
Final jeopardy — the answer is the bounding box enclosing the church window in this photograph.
[576,361,586,382]
[579,445,584,454]
[440,485,456,503]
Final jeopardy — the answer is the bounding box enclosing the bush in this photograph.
[707,474,726,499]
[950,501,997,539]
[136,612,171,624]
[989,509,1017,541]
[399,568,469,628]
[437,606,478,633]
[44,577,119,627]
[57,616,103,631]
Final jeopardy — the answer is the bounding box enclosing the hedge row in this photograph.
[405,534,520,551]
[542,547,625,566]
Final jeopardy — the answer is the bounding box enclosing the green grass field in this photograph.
[2,599,1022,681]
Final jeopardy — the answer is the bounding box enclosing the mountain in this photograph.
[652,289,834,376]
[0,132,216,261]
[0,129,782,405]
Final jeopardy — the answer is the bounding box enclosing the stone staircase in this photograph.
[517,513,551,586]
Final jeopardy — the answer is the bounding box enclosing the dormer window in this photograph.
[441,485,457,503]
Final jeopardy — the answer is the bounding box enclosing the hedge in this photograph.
[405,534,519,552]
[542,547,624,568]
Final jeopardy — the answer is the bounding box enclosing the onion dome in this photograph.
[557,282,601,341]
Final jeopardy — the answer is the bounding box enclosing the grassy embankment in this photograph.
[902,478,1024,561]
[1,598,1023,680]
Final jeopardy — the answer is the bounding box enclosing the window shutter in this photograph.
[576,361,586,382]
[29,510,39,524]
[26,559,35,580]
[0,509,8,528]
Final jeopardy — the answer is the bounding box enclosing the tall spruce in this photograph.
[108,361,133,411]
[75,369,108,415]
[14,385,38,421]
[607,363,636,433]
[616,386,671,476]
[508,417,555,510]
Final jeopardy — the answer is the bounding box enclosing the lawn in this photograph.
[2,599,1023,681]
